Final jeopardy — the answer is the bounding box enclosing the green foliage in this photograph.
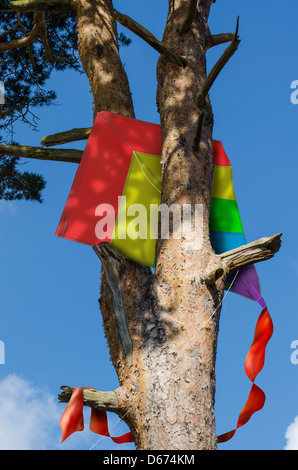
[0,1,78,202]
[0,4,80,136]
[0,1,131,203]
[118,32,132,48]
[0,154,46,202]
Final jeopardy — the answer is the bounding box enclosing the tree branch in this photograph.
[38,11,72,63]
[41,127,92,147]
[113,9,186,67]
[0,13,22,40]
[8,0,72,13]
[207,33,236,49]
[205,233,282,286]
[195,17,240,108]
[221,232,282,272]
[0,144,83,163]
[0,11,43,54]
[178,0,197,35]
[93,243,133,364]
[204,267,224,287]
[58,386,119,412]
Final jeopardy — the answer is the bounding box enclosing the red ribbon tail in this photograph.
[217,429,236,444]
[217,383,265,443]
[61,308,273,446]
[60,387,133,444]
[90,408,134,443]
[217,306,273,444]
[245,307,273,382]
[60,387,85,443]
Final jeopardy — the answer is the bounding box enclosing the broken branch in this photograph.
[58,386,119,412]
[221,233,282,273]
[113,9,186,67]
[93,243,133,364]
[205,233,282,286]
[41,127,92,147]
[195,17,240,108]
[207,33,236,49]
[0,144,83,163]
[178,0,197,35]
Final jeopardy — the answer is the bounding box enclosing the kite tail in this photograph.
[217,303,273,443]
[60,303,273,446]
[60,387,133,444]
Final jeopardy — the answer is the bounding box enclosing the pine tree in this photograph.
[0,0,281,450]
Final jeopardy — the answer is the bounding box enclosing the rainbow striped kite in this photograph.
[56,113,265,306]
[210,140,273,443]
[210,140,266,305]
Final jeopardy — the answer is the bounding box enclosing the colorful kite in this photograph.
[56,111,162,267]
[57,112,273,445]
[210,140,267,306]
[211,140,273,442]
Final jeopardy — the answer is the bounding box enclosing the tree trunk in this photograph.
[73,0,223,450]
[131,0,223,450]
[70,0,134,119]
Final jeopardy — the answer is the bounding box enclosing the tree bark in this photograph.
[70,0,134,119]
[137,0,222,450]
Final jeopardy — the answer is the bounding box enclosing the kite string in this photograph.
[133,152,162,194]
[199,270,239,331]
[88,270,240,450]
[101,113,134,152]
[101,114,162,195]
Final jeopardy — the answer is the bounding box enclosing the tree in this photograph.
[0,0,281,450]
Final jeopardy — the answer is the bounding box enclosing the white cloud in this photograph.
[284,416,298,450]
[0,374,135,450]
[0,200,17,215]
[0,374,61,450]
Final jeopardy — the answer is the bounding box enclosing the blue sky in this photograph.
[0,0,298,450]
